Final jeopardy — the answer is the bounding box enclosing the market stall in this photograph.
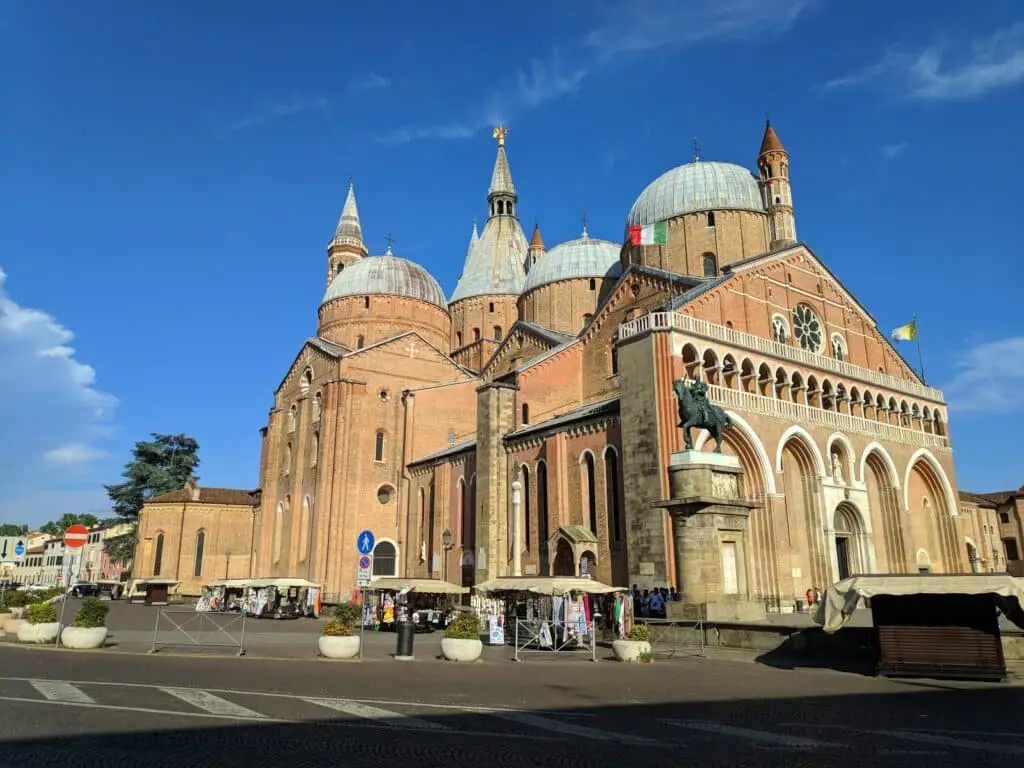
[245,578,323,619]
[361,578,467,632]
[816,574,1024,681]
[196,579,251,613]
[474,577,628,661]
[126,578,179,606]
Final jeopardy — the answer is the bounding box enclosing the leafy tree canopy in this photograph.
[39,513,99,537]
[105,433,200,522]
[0,523,28,537]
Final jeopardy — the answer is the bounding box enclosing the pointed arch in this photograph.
[857,442,900,487]
[903,449,957,519]
[694,410,776,494]
[774,426,826,476]
[298,495,312,563]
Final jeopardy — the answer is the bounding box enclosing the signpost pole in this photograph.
[56,525,90,649]
[355,531,375,662]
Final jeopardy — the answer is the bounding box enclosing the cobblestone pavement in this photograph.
[0,646,1021,767]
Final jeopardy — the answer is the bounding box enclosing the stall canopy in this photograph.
[369,578,468,595]
[815,574,1024,633]
[205,579,251,589]
[475,577,625,595]
[247,578,320,589]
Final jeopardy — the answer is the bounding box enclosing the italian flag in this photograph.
[628,221,667,246]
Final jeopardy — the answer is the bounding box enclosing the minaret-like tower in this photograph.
[527,223,545,269]
[448,127,529,369]
[326,181,367,287]
[758,120,796,248]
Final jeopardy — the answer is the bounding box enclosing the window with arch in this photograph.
[707,211,716,227]
[582,452,598,534]
[300,368,312,396]
[488,302,495,313]
[299,496,311,563]
[193,529,206,577]
[288,404,297,432]
[493,325,502,340]
[273,502,284,564]
[610,335,619,375]
[537,462,549,556]
[313,391,323,421]
[373,541,397,576]
[583,313,593,326]
[589,278,596,291]
[456,331,463,347]
[522,465,532,552]
[473,328,481,342]
[364,296,370,309]
[284,442,292,474]
[311,432,319,466]
[830,333,846,362]
[771,315,789,344]
[335,262,344,276]
[153,532,165,576]
[605,448,622,543]
[792,304,824,353]
[374,431,385,462]
[459,479,470,547]
[521,403,529,425]
[701,252,717,277]
[356,335,365,349]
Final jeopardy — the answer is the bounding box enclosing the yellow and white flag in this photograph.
[891,320,918,342]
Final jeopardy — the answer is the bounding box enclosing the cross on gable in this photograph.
[405,338,420,358]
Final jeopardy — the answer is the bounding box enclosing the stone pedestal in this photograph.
[654,451,766,623]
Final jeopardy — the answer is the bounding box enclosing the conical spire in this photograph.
[335,181,363,240]
[471,220,480,246]
[529,223,544,249]
[759,119,785,155]
[488,125,517,200]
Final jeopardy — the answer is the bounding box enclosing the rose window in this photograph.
[792,304,823,353]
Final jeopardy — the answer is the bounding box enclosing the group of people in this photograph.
[631,585,678,619]
[805,587,824,609]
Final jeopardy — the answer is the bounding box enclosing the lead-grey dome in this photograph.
[627,161,765,227]
[523,234,622,292]
[322,254,447,309]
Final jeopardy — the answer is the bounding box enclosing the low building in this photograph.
[962,487,1024,576]
[80,523,133,582]
[134,478,259,595]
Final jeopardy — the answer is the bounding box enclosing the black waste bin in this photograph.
[395,590,415,659]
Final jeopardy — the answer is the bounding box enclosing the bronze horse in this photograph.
[672,379,732,453]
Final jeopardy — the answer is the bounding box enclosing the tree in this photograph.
[103,433,200,566]
[38,513,100,537]
[0,524,27,537]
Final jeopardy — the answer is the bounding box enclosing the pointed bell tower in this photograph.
[326,181,367,287]
[488,125,518,219]
[757,120,796,248]
[527,223,545,270]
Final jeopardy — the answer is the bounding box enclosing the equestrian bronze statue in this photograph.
[672,379,732,453]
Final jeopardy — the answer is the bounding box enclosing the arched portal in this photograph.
[831,503,869,581]
[553,539,574,577]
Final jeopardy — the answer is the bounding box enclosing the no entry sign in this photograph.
[63,524,89,549]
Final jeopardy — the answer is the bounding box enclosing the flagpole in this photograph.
[913,314,927,384]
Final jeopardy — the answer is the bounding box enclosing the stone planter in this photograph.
[3,618,24,635]
[441,637,483,662]
[612,639,652,662]
[61,626,108,649]
[17,621,60,644]
[318,634,360,659]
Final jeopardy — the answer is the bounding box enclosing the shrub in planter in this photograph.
[441,610,483,662]
[318,603,361,659]
[61,597,109,649]
[17,602,60,644]
[612,623,653,663]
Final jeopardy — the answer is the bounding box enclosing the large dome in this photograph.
[627,161,765,227]
[322,254,447,309]
[523,235,622,292]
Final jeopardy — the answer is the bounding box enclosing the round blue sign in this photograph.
[13,544,24,557]
[358,555,371,570]
[356,530,375,555]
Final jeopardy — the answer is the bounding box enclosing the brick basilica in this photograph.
[242,121,993,607]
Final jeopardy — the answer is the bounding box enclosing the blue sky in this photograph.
[2,0,1023,526]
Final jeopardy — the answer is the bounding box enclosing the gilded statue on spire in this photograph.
[492,125,508,147]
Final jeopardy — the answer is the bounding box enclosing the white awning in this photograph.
[367,578,468,595]
[474,577,626,596]
[815,574,1024,633]
[247,578,321,589]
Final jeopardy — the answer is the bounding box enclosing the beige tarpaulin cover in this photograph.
[368,578,468,595]
[815,574,1024,634]
[474,577,625,595]
[247,578,321,589]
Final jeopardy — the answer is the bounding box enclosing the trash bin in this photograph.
[395,588,414,660]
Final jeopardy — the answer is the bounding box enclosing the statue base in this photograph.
[667,598,767,623]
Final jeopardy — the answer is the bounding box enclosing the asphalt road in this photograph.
[0,646,1022,767]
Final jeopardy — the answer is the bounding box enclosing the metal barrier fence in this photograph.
[148,607,248,656]
[512,618,597,662]
[636,618,706,658]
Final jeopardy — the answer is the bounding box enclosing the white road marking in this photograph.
[304,698,452,731]
[869,729,1024,756]
[29,681,94,705]
[160,687,266,719]
[489,709,658,746]
[661,719,838,748]
[0,695,284,722]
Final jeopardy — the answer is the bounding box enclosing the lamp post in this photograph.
[511,476,523,577]
[249,488,262,578]
[441,529,453,582]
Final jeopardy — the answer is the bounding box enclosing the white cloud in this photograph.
[0,267,118,521]
[378,0,817,144]
[881,142,909,160]
[219,95,330,135]
[824,23,1024,101]
[349,73,391,92]
[943,337,1024,414]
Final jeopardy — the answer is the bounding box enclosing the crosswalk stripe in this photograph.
[490,710,657,745]
[661,719,837,748]
[160,688,266,719]
[304,698,452,731]
[870,729,1024,756]
[29,681,94,705]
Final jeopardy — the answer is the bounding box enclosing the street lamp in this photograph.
[511,476,523,577]
[249,488,262,578]
[441,529,453,582]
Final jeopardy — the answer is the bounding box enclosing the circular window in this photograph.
[792,304,823,353]
[379,388,391,402]
[377,485,393,504]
